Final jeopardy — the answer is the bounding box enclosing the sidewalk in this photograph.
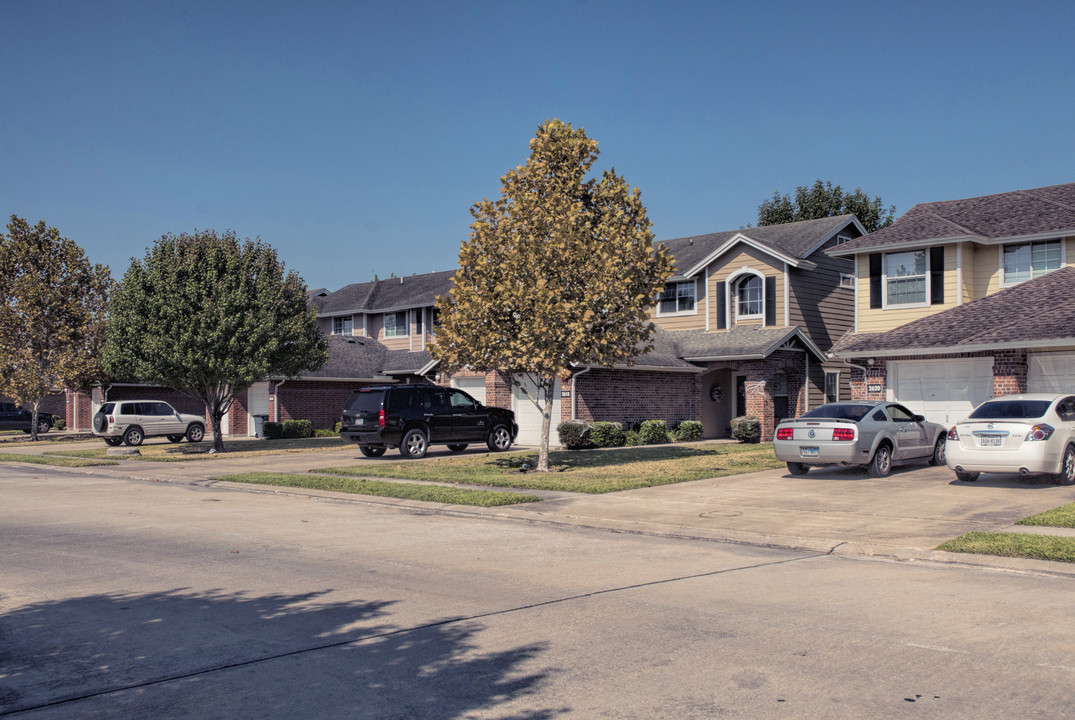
[6,436,1075,577]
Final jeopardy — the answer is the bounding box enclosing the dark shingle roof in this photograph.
[627,326,825,368]
[832,182,1075,254]
[659,215,857,276]
[830,266,1075,357]
[316,270,456,315]
[298,336,390,380]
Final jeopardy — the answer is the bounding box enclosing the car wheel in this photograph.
[167,435,184,443]
[867,443,892,478]
[92,412,107,433]
[123,426,144,446]
[447,443,469,452]
[487,425,512,452]
[1055,444,1075,486]
[955,470,980,483]
[399,429,428,459]
[929,435,946,466]
[359,446,386,458]
[104,437,123,446]
[36,419,51,434]
[185,424,205,443]
[786,462,809,476]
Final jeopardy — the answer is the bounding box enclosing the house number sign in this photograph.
[867,383,882,393]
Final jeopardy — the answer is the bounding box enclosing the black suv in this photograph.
[340,385,518,458]
[0,402,55,434]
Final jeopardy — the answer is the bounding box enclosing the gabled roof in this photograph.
[315,270,456,316]
[293,335,391,381]
[615,325,826,371]
[830,266,1075,358]
[659,215,861,279]
[831,181,1075,256]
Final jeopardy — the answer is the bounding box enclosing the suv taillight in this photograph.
[832,427,855,441]
[776,427,793,440]
[379,408,386,429]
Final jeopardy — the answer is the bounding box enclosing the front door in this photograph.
[735,375,747,418]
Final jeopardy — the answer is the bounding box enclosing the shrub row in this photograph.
[262,419,314,439]
[556,419,706,450]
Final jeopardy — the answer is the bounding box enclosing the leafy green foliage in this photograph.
[639,419,670,444]
[282,419,313,438]
[103,230,327,452]
[0,216,111,440]
[758,179,895,232]
[431,119,674,471]
[730,415,761,443]
[556,420,591,449]
[589,421,626,447]
[672,420,704,442]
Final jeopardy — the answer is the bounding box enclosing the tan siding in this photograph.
[708,247,783,330]
[855,248,960,333]
[788,235,855,352]
[651,278,706,331]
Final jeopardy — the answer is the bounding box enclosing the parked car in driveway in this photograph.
[0,401,55,434]
[340,384,518,459]
[945,394,1075,485]
[92,400,206,446]
[773,401,948,477]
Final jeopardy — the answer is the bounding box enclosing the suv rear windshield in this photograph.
[801,404,872,422]
[968,400,1051,420]
[346,389,387,413]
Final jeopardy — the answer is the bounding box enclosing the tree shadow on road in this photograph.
[0,587,564,719]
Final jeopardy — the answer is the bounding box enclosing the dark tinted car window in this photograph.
[969,400,1051,420]
[419,388,446,412]
[872,410,887,422]
[120,403,139,414]
[888,405,914,422]
[448,389,475,410]
[99,403,115,415]
[1058,398,1075,421]
[150,402,173,415]
[802,404,872,421]
[347,389,387,413]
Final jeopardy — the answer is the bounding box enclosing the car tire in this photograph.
[487,425,512,452]
[36,419,51,434]
[167,435,184,443]
[93,412,107,433]
[104,437,123,446]
[359,446,386,458]
[928,436,946,466]
[447,443,468,452]
[867,443,892,478]
[955,470,980,482]
[185,424,205,443]
[123,426,144,446]
[399,429,428,459]
[1055,444,1075,486]
[786,462,809,476]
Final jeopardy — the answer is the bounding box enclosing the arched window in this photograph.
[736,275,763,318]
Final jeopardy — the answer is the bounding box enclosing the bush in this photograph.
[556,420,591,450]
[624,430,643,446]
[730,415,761,443]
[672,420,703,442]
[53,417,66,431]
[262,421,284,439]
[639,419,670,445]
[283,419,314,439]
[589,421,626,447]
[314,421,342,438]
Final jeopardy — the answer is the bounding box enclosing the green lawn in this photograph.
[51,437,349,462]
[937,532,1075,564]
[0,452,118,467]
[216,472,542,506]
[1016,503,1075,528]
[316,443,783,493]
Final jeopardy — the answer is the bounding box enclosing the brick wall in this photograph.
[992,349,1028,395]
[573,369,699,428]
[271,380,375,429]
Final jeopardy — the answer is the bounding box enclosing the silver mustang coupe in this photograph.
[773,401,948,477]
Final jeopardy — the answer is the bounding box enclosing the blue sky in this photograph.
[3,1,1073,291]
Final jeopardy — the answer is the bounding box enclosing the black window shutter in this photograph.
[869,253,882,308]
[930,246,944,305]
[715,281,726,329]
[765,276,777,326]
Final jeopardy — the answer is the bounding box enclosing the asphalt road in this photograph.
[2,463,1075,719]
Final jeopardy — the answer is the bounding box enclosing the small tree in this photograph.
[431,119,674,471]
[103,230,327,452]
[758,179,895,232]
[0,216,111,440]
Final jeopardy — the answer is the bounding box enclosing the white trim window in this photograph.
[884,250,927,306]
[835,234,852,245]
[657,280,696,316]
[332,315,353,336]
[735,275,763,318]
[1002,239,1061,285]
[825,371,840,403]
[383,310,409,337]
[840,273,855,289]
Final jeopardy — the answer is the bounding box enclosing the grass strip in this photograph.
[0,452,118,467]
[51,437,350,462]
[1016,503,1075,528]
[937,532,1075,563]
[215,472,542,506]
[318,443,783,493]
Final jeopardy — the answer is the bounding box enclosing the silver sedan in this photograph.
[773,401,948,477]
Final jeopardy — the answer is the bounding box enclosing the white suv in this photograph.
[93,400,206,446]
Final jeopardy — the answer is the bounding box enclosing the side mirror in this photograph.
[914,414,925,423]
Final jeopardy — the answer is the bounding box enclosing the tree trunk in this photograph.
[28,399,41,442]
[211,407,226,453]
[536,377,555,472]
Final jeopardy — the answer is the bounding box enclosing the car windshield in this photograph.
[968,399,1052,420]
[346,390,385,413]
[801,404,872,421]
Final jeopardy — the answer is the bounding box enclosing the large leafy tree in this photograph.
[431,119,674,472]
[0,216,112,440]
[103,230,327,452]
[758,179,895,232]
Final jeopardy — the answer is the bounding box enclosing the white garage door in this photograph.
[889,358,993,426]
[512,374,561,447]
[450,376,487,404]
[1029,352,1075,393]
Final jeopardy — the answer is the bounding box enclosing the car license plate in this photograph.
[354,418,364,425]
[980,435,1002,447]
[800,447,819,458]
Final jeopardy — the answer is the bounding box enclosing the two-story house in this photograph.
[828,181,1075,427]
